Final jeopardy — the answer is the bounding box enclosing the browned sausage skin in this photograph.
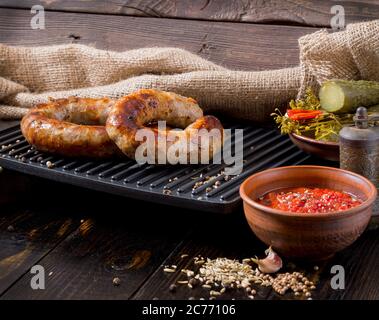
[21,97,120,158]
[106,89,223,163]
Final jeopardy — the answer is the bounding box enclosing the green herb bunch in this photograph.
[271,88,354,142]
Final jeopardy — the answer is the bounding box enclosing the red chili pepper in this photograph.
[287,109,322,121]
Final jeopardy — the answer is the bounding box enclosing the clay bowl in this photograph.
[289,133,339,162]
[240,166,377,260]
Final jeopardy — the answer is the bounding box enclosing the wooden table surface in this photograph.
[0,1,379,300]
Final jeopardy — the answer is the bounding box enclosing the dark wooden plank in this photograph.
[311,228,379,300]
[0,179,194,299]
[134,214,379,300]
[0,194,80,295]
[133,212,322,300]
[0,0,378,27]
[0,8,315,70]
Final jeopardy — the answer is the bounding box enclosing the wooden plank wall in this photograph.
[0,1,378,71]
[1,0,378,27]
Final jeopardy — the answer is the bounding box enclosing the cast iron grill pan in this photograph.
[0,124,311,213]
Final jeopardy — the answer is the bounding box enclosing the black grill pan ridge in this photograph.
[0,124,311,213]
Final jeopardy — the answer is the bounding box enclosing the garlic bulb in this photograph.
[251,247,283,274]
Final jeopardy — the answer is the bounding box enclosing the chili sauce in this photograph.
[257,187,362,213]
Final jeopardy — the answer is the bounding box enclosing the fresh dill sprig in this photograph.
[271,88,354,142]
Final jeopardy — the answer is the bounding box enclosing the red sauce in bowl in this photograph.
[257,187,362,213]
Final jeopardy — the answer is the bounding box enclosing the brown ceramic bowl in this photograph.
[240,166,377,260]
[289,133,339,162]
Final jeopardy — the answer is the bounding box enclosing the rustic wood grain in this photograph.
[311,228,379,300]
[0,0,378,27]
[0,8,315,70]
[0,203,80,295]
[0,183,193,299]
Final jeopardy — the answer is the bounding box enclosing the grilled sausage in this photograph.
[21,97,120,158]
[106,89,223,163]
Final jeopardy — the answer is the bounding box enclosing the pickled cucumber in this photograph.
[319,80,379,113]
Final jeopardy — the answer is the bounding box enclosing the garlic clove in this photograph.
[251,247,283,274]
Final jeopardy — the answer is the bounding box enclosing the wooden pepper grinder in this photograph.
[339,107,379,226]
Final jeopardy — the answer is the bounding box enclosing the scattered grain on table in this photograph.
[163,253,316,300]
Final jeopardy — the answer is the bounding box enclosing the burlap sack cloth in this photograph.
[0,20,378,121]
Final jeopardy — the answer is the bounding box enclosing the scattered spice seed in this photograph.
[180,254,189,259]
[188,297,195,300]
[46,161,54,168]
[177,280,189,284]
[161,250,316,300]
[163,189,172,195]
[7,225,14,232]
[248,295,255,300]
[112,277,121,286]
[163,268,176,273]
[210,290,221,296]
[314,266,319,271]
